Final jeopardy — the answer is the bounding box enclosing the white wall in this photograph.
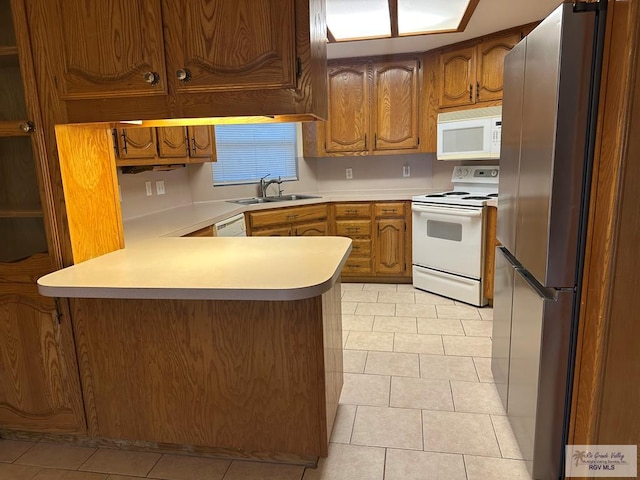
[118,168,193,220]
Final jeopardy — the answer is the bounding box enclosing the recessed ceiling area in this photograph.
[326,0,478,42]
[327,0,562,59]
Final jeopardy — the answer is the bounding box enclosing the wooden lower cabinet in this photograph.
[334,201,411,281]
[375,219,406,275]
[0,286,85,433]
[483,206,498,302]
[247,205,328,237]
[68,285,343,463]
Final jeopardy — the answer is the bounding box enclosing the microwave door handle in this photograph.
[412,205,483,217]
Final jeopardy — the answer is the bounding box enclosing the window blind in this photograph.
[212,123,298,186]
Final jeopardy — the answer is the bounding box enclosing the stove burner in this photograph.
[488,193,498,197]
[462,196,491,200]
[443,192,469,196]
[426,194,446,197]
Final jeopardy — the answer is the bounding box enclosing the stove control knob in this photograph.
[458,168,469,178]
[491,169,498,177]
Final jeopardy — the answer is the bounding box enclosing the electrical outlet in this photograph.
[346,168,353,180]
[145,181,152,196]
[156,180,165,195]
[403,165,411,177]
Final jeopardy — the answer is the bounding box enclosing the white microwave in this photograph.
[436,106,502,161]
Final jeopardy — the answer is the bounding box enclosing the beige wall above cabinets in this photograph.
[24,0,328,123]
[303,56,422,157]
[114,126,216,167]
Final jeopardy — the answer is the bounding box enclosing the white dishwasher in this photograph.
[212,213,246,237]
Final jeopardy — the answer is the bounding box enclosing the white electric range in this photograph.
[411,166,499,306]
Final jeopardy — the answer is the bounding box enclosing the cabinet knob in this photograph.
[176,69,192,82]
[19,121,35,134]
[143,71,160,86]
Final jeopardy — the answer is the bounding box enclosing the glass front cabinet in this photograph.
[0,0,85,433]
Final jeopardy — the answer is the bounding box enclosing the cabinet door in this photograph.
[375,219,405,275]
[294,221,327,236]
[476,33,521,102]
[29,0,167,99]
[325,64,369,153]
[164,0,296,93]
[372,60,420,151]
[117,128,158,159]
[0,288,84,432]
[157,127,188,158]
[439,46,476,108]
[187,126,216,161]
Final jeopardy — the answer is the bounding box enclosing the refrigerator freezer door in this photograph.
[507,269,574,479]
[496,40,526,253]
[491,247,516,409]
[514,4,595,288]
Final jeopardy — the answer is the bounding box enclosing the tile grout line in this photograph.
[348,405,358,444]
[144,451,163,478]
[489,415,506,459]
[382,447,388,480]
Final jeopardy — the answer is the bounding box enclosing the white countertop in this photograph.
[38,237,352,301]
[123,188,439,245]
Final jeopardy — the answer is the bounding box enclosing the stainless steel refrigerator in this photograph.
[490,2,607,479]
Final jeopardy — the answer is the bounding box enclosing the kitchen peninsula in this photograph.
[37,236,351,465]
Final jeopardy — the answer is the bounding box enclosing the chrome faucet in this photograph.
[259,174,283,198]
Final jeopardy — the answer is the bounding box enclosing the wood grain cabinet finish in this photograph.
[483,205,498,302]
[324,64,369,153]
[374,203,407,276]
[372,60,420,151]
[0,288,85,433]
[247,205,328,237]
[303,56,421,157]
[0,0,85,434]
[163,0,296,93]
[25,0,327,122]
[157,126,216,160]
[438,32,521,108]
[31,0,167,100]
[115,126,216,167]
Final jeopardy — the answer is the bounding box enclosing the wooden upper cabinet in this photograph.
[438,31,522,108]
[157,127,188,158]
[325,64,369,153]
[372,60,420,151]
[476,33,522,102]
[188,126,216,159]
[37,0,167,99]
[162,0,296,93]
[439,46,476,108]
[116,128,158,159]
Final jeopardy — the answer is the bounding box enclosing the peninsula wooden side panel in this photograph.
[71,290,343,462]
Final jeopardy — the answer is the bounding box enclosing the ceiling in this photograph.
[327,0,562,59]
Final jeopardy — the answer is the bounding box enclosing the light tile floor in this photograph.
[0,283,531,480]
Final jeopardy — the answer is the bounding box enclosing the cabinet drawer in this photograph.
[248,204,327,229]
[375,202,405,217]
[349,239,371,257]
[251,226,292,237]
[342,257,372,275]
[336,220,372,237]
[334,203,372,218]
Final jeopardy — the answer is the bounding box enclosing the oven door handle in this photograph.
[411,204,483,217]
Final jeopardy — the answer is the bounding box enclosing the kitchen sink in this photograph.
[228,194,320,205]
[268,194,321,201]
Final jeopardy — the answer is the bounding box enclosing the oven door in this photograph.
[412,203,485,278]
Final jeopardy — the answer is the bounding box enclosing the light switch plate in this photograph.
[403,165,411,177]
[346,168,353,180]
[156,180,165,195]
[145,181,152,196]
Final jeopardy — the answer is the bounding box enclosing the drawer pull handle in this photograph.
[286,214,299,220]
[382,209,397,213]
[345,209,357,214]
